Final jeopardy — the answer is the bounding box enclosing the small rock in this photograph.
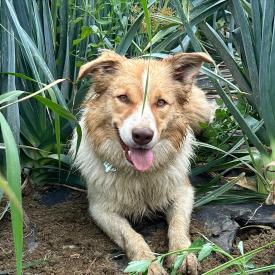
[70,253,80,259]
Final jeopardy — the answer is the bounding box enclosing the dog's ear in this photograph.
[164,52,213,83]
[77,50,126,80]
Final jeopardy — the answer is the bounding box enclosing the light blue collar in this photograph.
[103,161,117,173]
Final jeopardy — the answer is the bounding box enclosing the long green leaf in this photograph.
[0,79,66,111]
[232,0,259,102]
[0,4,20,144]
[191,0,227,25]
[57,0,69,78]
[34,95,82,157]
[0,113,23,275]
[2,0,67,108]
[144,26,178,52]
[203,241,275,274]
[172,0,202,52]
[194,173,245,207]
[259,1,275,141]
[141,0,152,41]
[116,0,156,55]
[196,141,267,185]
[251,0,262,66]
[0,91,25,105]
[233,264,275,275]
[269,17,275,141]
[0,175,22,216]
[173,3,268,157]
[42,0,56,78]
[199,22,252,98]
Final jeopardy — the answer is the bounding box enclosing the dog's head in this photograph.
[79,51,213,172]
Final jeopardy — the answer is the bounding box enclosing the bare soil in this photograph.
[0,187,274,275]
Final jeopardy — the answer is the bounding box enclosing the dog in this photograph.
[70,50,214,274]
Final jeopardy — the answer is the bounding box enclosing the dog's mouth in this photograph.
[115,127,154,172]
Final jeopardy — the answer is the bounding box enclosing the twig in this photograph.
[0,174,29,222]
[245,203,263,226]
[85,258,97,274]
[50,183,87,193]
[0,202,10,221]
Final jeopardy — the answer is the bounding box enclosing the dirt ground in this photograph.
[0,187,274,275]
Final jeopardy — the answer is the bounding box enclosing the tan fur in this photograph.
[71,51,214,274]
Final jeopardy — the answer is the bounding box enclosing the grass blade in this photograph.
[194,173,245,208]
[0,91,25,105]
[0,78,66,111]
[205,71,269,156]
[259,1,275,141]
[57,0,69,78]
[232,0,259,102]
[116,0,156,55]
[141,0,152,41]
[144,26,178,52]
[0,4,20,144]
[0,175,23,216]
[269,16,275,138]
[0,112,23,275]
[251,0,262,66]
[34,95,82,157]
[199,22,252,98]
[233,264,275,275]
[203,241,275,274]
[172,0,202,52]
[2,0,67,108]
[42,0,56,78]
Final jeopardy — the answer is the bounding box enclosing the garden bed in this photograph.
[0,187,274,274]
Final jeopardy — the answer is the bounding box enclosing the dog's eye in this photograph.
[156,99,168,108]
[117,95,129,103]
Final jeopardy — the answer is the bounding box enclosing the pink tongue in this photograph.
[129,148,154,172]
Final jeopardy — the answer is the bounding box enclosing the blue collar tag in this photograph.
[103,161,117,173]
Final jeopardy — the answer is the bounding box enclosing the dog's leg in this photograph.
[90,204,167,274]
[166,179,199,274]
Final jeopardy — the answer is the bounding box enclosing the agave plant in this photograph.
[0,1,182,273]
[0,0,236,204]
[165,0,275,203]
[0,0,144,273]
[2,0,274,273]
[200,0,275,204]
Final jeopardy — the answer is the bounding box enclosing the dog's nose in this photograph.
[132,128,154,145]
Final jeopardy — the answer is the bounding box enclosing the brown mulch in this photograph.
[0,188,274,275]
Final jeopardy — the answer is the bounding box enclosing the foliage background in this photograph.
[1,0,275,274]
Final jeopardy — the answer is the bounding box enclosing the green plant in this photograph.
[166,0,275,203]
[201,0,275,203]
[0,113,22,275]
[1,0,274,273]
[0,0,148,272]
[123,239,275,275]
[0,1,192,272]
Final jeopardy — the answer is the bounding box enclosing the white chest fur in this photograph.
[70,121,195,220]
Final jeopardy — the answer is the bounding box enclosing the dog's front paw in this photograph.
[147,262,168,275]
[166,253,200,275]
[180,253,200,275]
